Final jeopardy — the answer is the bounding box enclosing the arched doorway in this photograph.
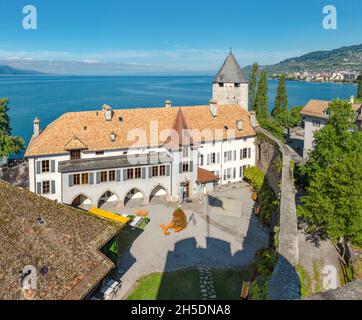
[149,185,168,204]
[124,188,145,208]
[71,194,92,210]
[98,191,118,209]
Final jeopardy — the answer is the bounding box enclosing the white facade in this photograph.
[212,82,249,111]
[303,115,327,159]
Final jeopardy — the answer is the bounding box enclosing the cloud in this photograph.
[0,47,307,75]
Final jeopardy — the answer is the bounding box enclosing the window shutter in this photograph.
[89,172,94,185]
[96,172,101,184]
[36,182,41,194]
[240,167,243,178]
[116,170,121,182]
[224,152,227,162]
[223,170,226,181]
[240,149,243,160]
[248,148,251,158]
[207,154,210,165]
[36,161,41,174]
[233,151,236,161]
[179,163,183,174]
[123,169,127,181]
[217,153,220,163]
[142,167,146,179]
[69,175,73,187]
[233,168,236,179]
[190,161,194,173]
[51,160,56,173]
[166,165,170,176]
[148,167,152,178]
[51,180,56,194]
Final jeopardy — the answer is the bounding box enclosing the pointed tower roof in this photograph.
[165,108,193,150]
[213,51,248,84]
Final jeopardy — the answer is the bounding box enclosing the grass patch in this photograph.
[295,264,313,298]
[127,270,201,300]
[212,269,249,300]
[313,261,322,293]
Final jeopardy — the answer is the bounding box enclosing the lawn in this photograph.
[127,269,248,300]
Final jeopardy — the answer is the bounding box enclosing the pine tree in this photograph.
[0,98,11,135]
[272,74,288,117]
[357,71,362,99]
[255,70,268,119]
[248,62,259,111]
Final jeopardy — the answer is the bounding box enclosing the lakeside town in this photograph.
[1,1,362,309]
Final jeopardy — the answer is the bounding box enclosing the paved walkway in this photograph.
[113,183,269,299]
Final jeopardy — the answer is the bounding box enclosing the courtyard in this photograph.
[108,182,270,299]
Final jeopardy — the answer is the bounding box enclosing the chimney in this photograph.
[165,100,172,108]
[236,119,243,131]
[249,111,258,128]
[33,117,40,138]
[350,95,355,104]
[102,104,113,121]
[110,132,117,142]
[209,99,217,117]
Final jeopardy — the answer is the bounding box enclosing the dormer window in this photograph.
[118,117,123,123]
[70,149,81,160]
[323,110,331,116]
[110,132,117,142]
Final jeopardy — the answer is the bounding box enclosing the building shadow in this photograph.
[207,195,224,209]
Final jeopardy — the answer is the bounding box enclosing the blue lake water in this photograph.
[0,75,357,158]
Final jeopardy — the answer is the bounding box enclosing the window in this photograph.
[182,162,189,173]
[101,171,108,182]
[70,149,81,160]
[42,160,50,173]
[211,153,216,164]
[160,165,166,176]
[95,151,104,156]
[219,83,224,87]
[135,168,141,179]
[81,173,89,185]
[109,170,116,182]
[312,120,321,128]
[226,168,232,180]
[234,83,240,87]
[199,154,204,166]
[42,181,50,194]
[73,174,81,186]
[182,147,189,158]
[152,166,159,177]
[127,168,134,180]
[224,151,232,162]
[242,148,248,159]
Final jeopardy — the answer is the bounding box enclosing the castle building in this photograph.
[25,52,256,209]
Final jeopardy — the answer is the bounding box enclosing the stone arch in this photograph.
[71,193,93,210]
[123,188,147,208]
[149,184,169,204]
[97,190,119,209]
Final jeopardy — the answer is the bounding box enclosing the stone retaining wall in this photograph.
[256,127,300,300]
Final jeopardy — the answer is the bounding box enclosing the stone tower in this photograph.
[212,50,249,110]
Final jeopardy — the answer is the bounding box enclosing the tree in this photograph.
[0,97,24,158]
[249,63,259,111]
[357,71,362,99]
[298,99,362,246]
[255,70,268,119]
[272,74,288,117]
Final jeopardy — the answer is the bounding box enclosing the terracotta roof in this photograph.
[0,180,123,300]
[197,167,220,184]
[213,52,248,84]
[65,136,88,151]
[301,99,362,119]
[165,108,193,150]
[25,104,256,157]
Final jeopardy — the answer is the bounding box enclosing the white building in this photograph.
[25,53,257,208]
[301,98,362,159]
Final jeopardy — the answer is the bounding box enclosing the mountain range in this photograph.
[0,65,47,75]
[244,44,362,75]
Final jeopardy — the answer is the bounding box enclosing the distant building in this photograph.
[301,98,362,159]
[0,180,122,300]
[24,52,256,208]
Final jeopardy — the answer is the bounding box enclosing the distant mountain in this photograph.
[0,65,47,75]
[243,44,362,76]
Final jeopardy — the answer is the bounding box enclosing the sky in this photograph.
[0,0,361,75]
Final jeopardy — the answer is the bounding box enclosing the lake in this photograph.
[0,75,357,157]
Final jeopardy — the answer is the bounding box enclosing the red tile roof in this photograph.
[197,167,220,184]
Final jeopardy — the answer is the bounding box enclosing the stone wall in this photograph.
[255,127,300,300]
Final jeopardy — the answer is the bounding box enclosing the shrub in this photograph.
[244,167,265,192]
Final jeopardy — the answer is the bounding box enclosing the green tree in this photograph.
[298,99,362,246]
[272,74,288,117]
[357,71,362,99]
[0,98,24,157]
[255,70,268,119]
[249,62,259,111]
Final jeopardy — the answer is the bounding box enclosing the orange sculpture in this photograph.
[136,210,149,217]
[160,208,187,235]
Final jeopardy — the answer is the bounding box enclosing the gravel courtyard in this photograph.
[112,182,269,299]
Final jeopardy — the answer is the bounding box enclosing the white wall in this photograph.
[303,116,327,158]
[212,83,248,110]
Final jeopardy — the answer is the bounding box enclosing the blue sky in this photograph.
[0,0,361,74]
